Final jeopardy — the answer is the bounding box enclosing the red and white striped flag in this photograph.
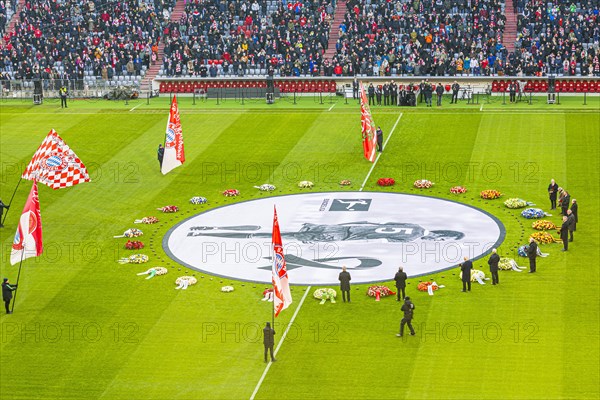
[272,206,292,317]
[22,130,90,190]
[161,95,185,175]
[359,83,378,162]
[11,181,43,265]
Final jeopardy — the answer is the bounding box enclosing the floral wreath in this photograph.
[124,240,144,250]
[190,196,208,204]
[377,178,395,187]
[134,216,159,224]
[114,228,143,238]
[518,244,549,258]
[504,198,531,209]
[532,220,558,231]
[480,190,502,199]
[460,269,487,283]
[118,254,149,264]
[313,288,336,304]
[450,186,467,194]
[262,288,274,302]
[137,267,168,279]
[339,179,351,186]
[223,189,240,197]
[254,184,276,191]
[175,276,198,290]
[158,205,179,213]
[366,285,395,297]
[298,181,314,188]
[414,179,434,189]
[221,286,234,292]
[498,258,526,271]
[417,281,439,292]
[521,208,549,219]
[529,231,560,244]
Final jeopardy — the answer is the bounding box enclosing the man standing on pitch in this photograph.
[2,278,17,314]
[376,126,383,152]
[263,322,276,363]
[560,189,570,216]
[570,199,578,236]
[394,266,408,301]
[460,256,473,292]
[548,179,559,210]
[397,297,415,337]
[338,266,351,302]
[436,83,444,106]
[527,237,538,272]
[157,144,164,168]
[559,216,570,251]
[451,81,460,103]
[0,199,9,228]
[488,249,500,285]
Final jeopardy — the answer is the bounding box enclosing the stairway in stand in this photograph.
[5,0,26,34]
[503,0,518,53]
[140,0,187,92]
[322,0,347,64]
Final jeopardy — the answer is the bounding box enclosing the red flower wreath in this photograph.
[377,178,395,187]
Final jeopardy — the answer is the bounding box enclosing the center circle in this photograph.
[163,192,505,285]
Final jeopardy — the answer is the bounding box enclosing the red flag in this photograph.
[359,83,378,162]
[11,181,43,265]
[22,129,90,189]
[272,206,292,317]
[161,95,185,175]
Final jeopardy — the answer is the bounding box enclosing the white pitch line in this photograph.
[359,113,403,191]
[327,103,336,111]
[249,285,312,400]
[129,103,143,111]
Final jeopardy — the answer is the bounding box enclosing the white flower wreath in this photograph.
[221,286,234,292]
[298,181,314,188]
[254,184,276,191]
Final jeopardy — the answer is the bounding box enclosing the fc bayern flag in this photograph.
[11,181,43,265]
[359,83,377,162]
[161,95,185,175]
[272,206,292,317]
[22,130,90,189]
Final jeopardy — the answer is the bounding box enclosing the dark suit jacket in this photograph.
[560,221,570,238]
[401,301,415,319]
[548,183,559,199]
[488,253,500,272]
[338,271,351,291]
[527,242,538,258]
[570,202,578,222]
[2,283,16,301]
[461,260,473,282]
[394,271,408,288]
[263,327,275,346]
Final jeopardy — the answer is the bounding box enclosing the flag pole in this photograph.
[1,177,22,225]
[10,249,25,313]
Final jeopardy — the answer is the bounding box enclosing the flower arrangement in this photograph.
[254,184,276,191]
[137,267,168,279]
[414,179,434,189]
[521,208,547,219]
[175,276,197,290]
[190,196,208,205]
[530,231,560,244]
[504,198,528,209]
[498,257,526,271]
[339,179,351,186]
[223,189,240,197]
[377,178,395,187]
[518,244,549,258]
[114,228,143,238]
[134,216,159,224]
[450,186,467,194]
[298,181,314,188]
[118,254,149,264]
[124,240,144,250]
[480,190,502,199]
[262,288,274,301]
[460,269,486,283]
[417,281,439,292]
[313,288,337,304]
[221,286,234,292]
[158,205,179,213]
[366,285,396,297]
[532,220,558,230]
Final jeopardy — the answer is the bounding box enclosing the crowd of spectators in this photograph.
[160,0,334,78]
[1,0,173,88]
[513,0,600,76]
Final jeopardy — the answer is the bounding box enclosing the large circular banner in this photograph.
[163,192,505,285]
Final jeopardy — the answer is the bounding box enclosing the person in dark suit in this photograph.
[390,81,398,105]
[451,81,460,103]
[2,278,17,314]
[559,215,570,251]
[367,83,375,105]
[460,257,473,292]
[527,237,538,272]
[157,144,164,167]
[59,86,68,108]
[394,266,408,301]
[548,179,559,209]
[375,85,382,105]
[263,322,276,362]
[338,266,351,302]
[376,127,383,152]
[566,209,576,242]
[488,248,500,285]
[397,296,415,337]
[383,82,390,105]
[435,83,444,106]
[570,199,578,234]
[509,81,517,102]
[560,189,570,216]
[352,77,359,99]
[0,199,9,228]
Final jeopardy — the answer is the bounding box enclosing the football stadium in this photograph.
[0,1,599,399]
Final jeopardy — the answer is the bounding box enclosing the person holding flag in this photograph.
[2,278,18,314]
[0,199,8,228]
[359,82,378,162]
[161,95,185,175]
[272,206,292,318]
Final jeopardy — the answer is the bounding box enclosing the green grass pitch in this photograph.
[0,94,598,399]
